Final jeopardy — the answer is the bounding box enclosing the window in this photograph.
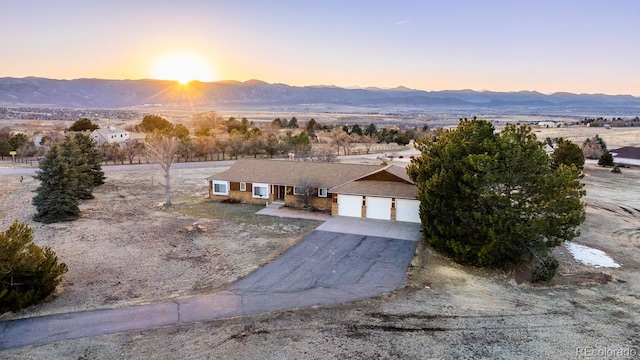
[318,188,328,198]
[212,181,228,195]
[253,183,269,198]
[240,182,246,191]
[293,186,305,196]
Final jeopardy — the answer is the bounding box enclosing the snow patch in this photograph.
[564,242,620,268]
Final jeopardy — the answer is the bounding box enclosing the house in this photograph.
[611,146,640,166]
[90,126,130,146]
[206,159,420,223]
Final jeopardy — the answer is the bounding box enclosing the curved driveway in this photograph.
[0,219,420,350]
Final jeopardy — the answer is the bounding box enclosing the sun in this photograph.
[151,53,215,84]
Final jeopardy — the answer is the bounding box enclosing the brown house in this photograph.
[206,159,420,223]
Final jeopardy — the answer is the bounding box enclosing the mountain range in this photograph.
[1,77,639,115]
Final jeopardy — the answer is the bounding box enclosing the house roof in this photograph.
[207,159,417,198]
[613,146,640,160]
[91,127,129,137]
[207,159,386,189]
[329,180,418,199]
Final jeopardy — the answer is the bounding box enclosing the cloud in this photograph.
[394,19,412,26]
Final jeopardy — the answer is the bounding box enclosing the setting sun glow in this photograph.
[151,54,215,84]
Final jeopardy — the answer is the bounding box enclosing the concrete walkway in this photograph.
[0,218,420,350]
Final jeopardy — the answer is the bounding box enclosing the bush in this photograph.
[0,220,68,313]
[531,256,559,283]
[598,150,614,167]
[611,165,622,173]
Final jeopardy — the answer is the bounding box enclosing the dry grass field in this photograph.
[1,123,639,358]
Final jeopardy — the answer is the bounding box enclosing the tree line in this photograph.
[107,113,427,164]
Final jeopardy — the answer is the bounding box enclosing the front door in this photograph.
[278,185,286,201]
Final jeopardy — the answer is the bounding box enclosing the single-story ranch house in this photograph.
[206,159,420,223]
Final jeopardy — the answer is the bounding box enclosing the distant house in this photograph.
[611,146,640,166]
[537,121,558,128]
[206,159,421,223]
[90,126,130,146]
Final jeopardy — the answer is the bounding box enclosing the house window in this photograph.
[253,183,269,198]
[318,188,328,197]
[212,181,228,195]
[240,182,247,191]
[293,186,305,196]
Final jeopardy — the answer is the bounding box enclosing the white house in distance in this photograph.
[90,126,130,146]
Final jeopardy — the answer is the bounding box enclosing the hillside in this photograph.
[1,77,639,115]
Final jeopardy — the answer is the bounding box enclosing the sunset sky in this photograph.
[1,1,638,95]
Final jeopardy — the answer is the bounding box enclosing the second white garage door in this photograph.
[337,195,362,218]
[366,196,392,220]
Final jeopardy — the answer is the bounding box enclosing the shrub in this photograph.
[531,256,559,283]
[611,165,622,173]
[0,220,68,313]
[598,150,614,167]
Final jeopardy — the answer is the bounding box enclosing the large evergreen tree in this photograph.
[407,119,586,270]
[73,133,105,186]
[60,136,94,200]
[0,219,68,312]
[32,143,80,223]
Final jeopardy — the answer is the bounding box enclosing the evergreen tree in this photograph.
[364,123,378,136]
[68,118,100,132]
[407,118,585,272]
[73,133,105,186]
[598,150,614,167]
[32,143,80,223]
[139,115,173,132]
[306,118,318,136]
[0,219,68,312]
[60,136,94,200]
[351,124,363,136]
[552,139,585,170]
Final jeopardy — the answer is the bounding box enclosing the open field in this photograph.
[0,164,321,320]
[1,126,640,358]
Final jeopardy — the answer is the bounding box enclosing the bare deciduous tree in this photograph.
[122,139,144,164]
[313,143,337,162]
[145,131,180,206]
[361,134,378,154]
[295,177,319,209]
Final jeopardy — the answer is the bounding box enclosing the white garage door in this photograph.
[396,199,420,223]
[337,195,362,218]
[366,197,392,220]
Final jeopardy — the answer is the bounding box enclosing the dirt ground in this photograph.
[1,128,640,358]
[0,164,321,320]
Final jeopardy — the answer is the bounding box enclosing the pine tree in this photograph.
[32,143,80,223]
[407,118,586,271]
[598,150,614,167]
[552,139,585,170]
[72,133,105,186]
[0,219,68,312]
[60,136,94,200]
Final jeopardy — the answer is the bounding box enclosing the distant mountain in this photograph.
[0,77,639,115]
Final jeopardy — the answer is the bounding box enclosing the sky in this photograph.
[1,0,639,95]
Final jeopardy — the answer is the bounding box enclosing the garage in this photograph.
[365,196,392,220]
[337,195,362,218]
[395,199,420,223]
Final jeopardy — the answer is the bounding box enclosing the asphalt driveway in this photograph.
[0,220,419,350]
